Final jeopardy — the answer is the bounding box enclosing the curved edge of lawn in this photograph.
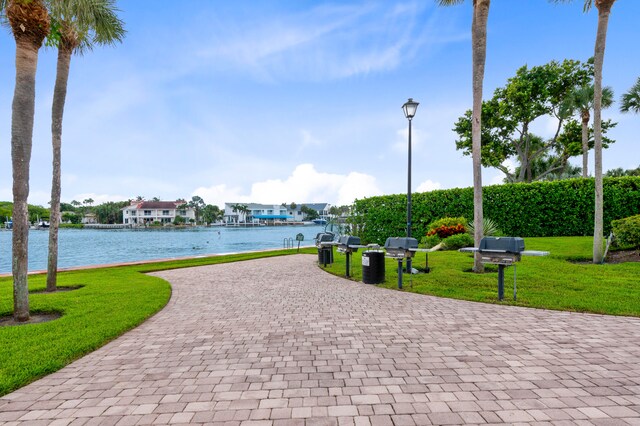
[0,247,315,397]
[319,236,640,318]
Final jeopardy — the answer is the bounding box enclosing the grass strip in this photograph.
[0,247,314,396]
[321,236,640,317]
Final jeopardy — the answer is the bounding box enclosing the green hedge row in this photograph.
[350,177,640,244]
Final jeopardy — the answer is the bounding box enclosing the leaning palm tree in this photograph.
[5,0,50,321]
[561,84,614,177]
[46,0,125,292]
[438,0,490,272]
[620,76,640,114]
[553,0,617,263]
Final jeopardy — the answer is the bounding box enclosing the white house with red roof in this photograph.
[121,201,196,225]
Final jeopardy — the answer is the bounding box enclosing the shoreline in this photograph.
[0,244,316,278]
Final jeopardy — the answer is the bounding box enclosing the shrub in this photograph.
[442,233,475,250]
[467,217,502,237]
[612,215,640,249]
[427,216,467,232]
[425,217,467,239]
[427,224,466,239]
[420,234,441,249]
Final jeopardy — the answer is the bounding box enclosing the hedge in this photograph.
[350,177,640,244]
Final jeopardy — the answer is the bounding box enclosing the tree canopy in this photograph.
[454,58,616,182]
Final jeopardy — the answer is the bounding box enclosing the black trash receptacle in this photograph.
[318,246,334,266]
[362,250,385,284]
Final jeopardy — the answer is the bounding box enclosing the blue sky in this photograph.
[1,1,639,208]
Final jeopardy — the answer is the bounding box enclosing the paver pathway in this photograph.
[1,254,639,425]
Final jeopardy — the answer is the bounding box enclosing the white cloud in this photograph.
[193,164,381,208]
[416,180,442,193]
[191,184,248,209]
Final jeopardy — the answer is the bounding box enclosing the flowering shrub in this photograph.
[427,224,466,239]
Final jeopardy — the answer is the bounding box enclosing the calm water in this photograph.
[0,225,324,273]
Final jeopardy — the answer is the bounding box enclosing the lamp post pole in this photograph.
[402,98,419,274]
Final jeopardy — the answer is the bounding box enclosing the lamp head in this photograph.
[402,98,419,119]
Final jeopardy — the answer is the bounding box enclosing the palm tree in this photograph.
[4,0,50,321]
[561,84,614,177]
[620,77,640,114]
[438,0,490,272]
[553,0,617,263]
[46,0,124,292]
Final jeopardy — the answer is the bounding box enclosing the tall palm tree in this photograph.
[438,0,490,272]
[620,77,640,114]
[553,0,617,263]
[46,0,124,291]
[5,0,50,321]
[561,84,614,177]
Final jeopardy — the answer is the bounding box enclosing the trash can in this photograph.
[318,246,334,266]
[362,250,385,284]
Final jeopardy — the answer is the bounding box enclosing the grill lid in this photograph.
[479,237,524,253]
[338,235,361,247]
[315,232,335,243]
[384,237,418,250]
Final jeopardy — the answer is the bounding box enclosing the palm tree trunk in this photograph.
[47,47,73,292]
[592,0,614,264]
[581,113,589,178]
[11,38,40,321]
[471,0,490,273]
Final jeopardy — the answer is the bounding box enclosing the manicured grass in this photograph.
[321,237,640,317]
[0,247,314,396]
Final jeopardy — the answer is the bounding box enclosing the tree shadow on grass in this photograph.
[0,311,62,327]
[29,285,85,294]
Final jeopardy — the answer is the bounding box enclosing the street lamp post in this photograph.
[402,98,419,273]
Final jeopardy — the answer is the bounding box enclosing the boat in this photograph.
[4,220,12,230]
[312,219,327,225]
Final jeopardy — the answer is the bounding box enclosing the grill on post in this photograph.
[461,237,548,301]
[479,237,524,301]
[384,237,418,289]
[315,232,335,266]
[337,235,361,277]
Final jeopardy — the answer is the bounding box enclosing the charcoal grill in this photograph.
[384,237,419,289]
[460,237,549,300]
[315,232,335,266]
[337,235,362,277]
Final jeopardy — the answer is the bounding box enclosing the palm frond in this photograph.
[436,0,465,6]
[46,0,125,54]
[620,77,640,114]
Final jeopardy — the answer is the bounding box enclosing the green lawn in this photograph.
[0,248,313,397]
[321,236,640,317]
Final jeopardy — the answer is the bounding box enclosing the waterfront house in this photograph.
[223,202,331,225]
[122,201,196,225]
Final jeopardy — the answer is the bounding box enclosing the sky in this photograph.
[1,0,639,209]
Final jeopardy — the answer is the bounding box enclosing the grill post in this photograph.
[498,264,505,301]
[346,252,351,278]
[397,259,403,289]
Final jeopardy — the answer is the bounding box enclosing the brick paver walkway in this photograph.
[1,254,639,425]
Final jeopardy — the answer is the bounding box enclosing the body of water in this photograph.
[0,225,324,273]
